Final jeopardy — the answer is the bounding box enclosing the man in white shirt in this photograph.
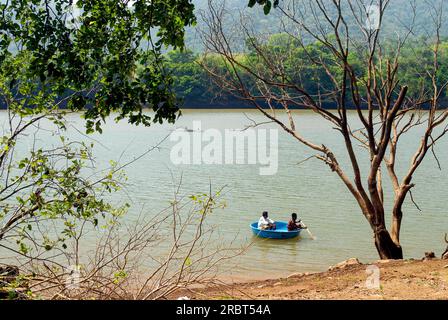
[258,211,276,230]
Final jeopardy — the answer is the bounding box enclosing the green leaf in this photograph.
[264,1,272,15]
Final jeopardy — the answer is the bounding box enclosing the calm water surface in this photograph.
[2,109,448,280]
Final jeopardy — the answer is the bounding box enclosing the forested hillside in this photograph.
[167,38,448,108]
[1,1,446,109]
[170,0,448,108]
[185,0,448,50]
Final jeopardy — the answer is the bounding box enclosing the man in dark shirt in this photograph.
[287,213,307,231]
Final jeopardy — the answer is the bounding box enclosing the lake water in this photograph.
[2,109,448,280]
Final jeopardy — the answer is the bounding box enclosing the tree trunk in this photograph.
[374,228,403,259]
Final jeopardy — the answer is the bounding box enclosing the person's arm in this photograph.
[298,221,307,229]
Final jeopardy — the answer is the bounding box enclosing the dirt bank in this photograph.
[181,259,448,300]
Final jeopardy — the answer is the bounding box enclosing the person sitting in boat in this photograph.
[258,211,276,230]
[287,213,307,231]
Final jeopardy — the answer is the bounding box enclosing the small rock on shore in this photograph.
[328,258,362,271]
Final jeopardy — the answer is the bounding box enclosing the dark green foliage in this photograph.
[248,0,279,15]
[165,50,212,105]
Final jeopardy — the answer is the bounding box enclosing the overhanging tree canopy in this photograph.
[0,0,196,132]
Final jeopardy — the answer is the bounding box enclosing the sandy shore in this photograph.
[178,259,448,300]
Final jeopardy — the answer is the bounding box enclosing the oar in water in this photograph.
[301,222,316,240]
[305,228,316,240]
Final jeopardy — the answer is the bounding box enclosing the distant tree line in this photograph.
[1,34,446,110]
[166,34,448,108]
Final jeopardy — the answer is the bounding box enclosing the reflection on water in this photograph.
[2,109,448,280]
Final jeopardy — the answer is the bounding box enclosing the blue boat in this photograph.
[250,221,301,239]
